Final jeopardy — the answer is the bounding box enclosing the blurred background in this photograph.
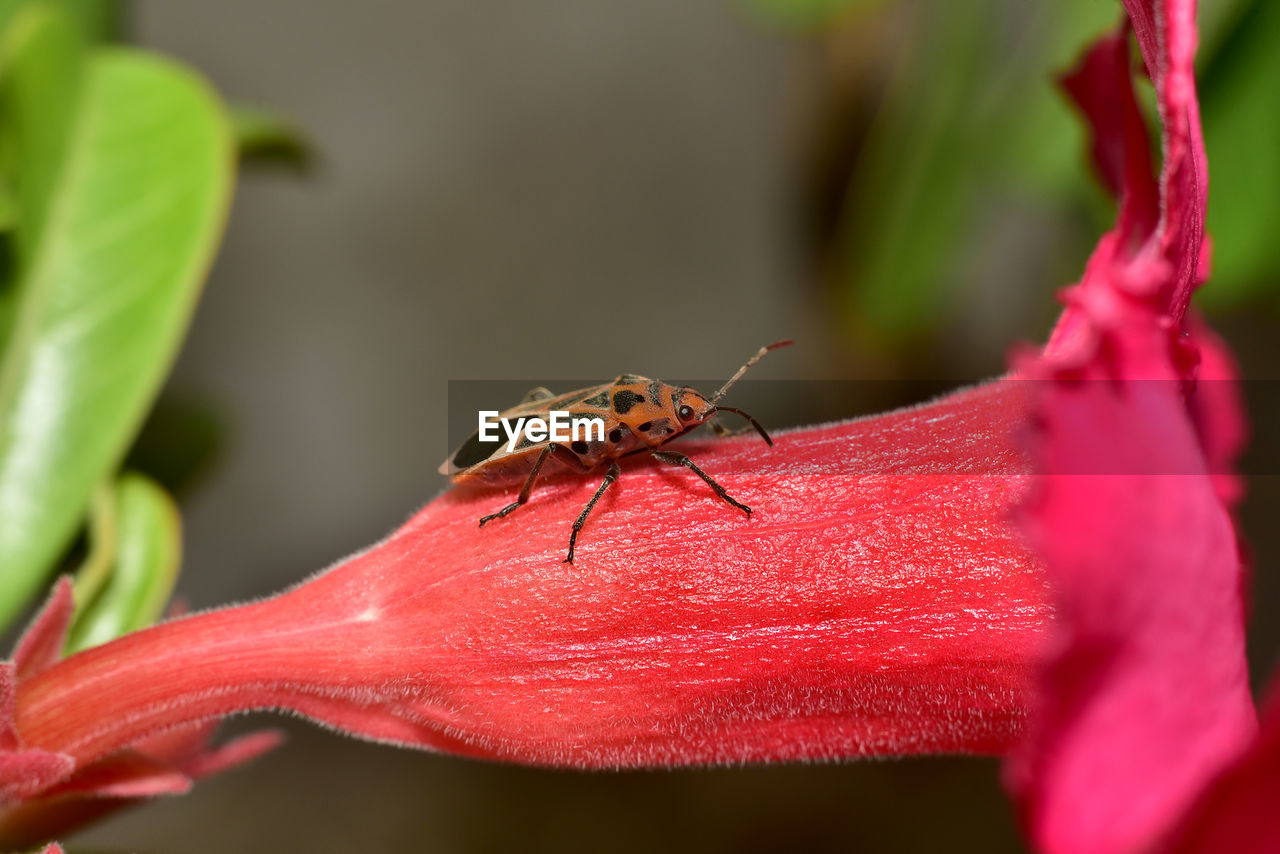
[70,0,1279,850]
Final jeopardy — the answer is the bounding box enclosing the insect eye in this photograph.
[678,405,695,421]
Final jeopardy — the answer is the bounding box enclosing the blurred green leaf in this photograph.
[1198,0,1254,65]
[68,472,180,652]
[60,0,124,42]
[0,3,85,355]
[834,0,1116,344]
[0,180,15,230]
[0,1,28,38]
[68,480,116,609]
[740,0,888,29]
[0,3,232,629]
[1197,0,1280,309]
[232,101,313,170]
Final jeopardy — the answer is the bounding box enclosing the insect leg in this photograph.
[479,444,555,526]
[650,450,752,517]
[565,460,621,564]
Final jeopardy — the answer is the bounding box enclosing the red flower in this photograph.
[1,0,1271,852]
[1004,1,1274,853]
[2,375,1049,850]
[10,381,1044,766]
[1,580,280,848]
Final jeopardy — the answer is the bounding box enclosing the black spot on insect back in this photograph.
[638,421,652,432]
[613,389,645,414]
[451,430,499,469]
[608,428,624,443]
[571,440,589,454]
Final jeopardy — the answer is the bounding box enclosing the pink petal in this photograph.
[14,381,1049,769]
[1163,684,1280,854]
[1119,0,1208,322]
[40,751,192,799]
[175,730,284,780]
[13,580,74,682]
[127,719,221,761]
[0,749,74,804]
[1005,2,1256,852]
[0,724,279,847]
[1007,322,1255,854]
[1058,28,1158,243]
[0,664,16,750]
[1183,313,1247,509]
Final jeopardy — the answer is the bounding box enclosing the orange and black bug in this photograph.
[440,340,792,563]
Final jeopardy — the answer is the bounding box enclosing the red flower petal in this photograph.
[0,665,15,752]
[1058,27,1158,246]
[1183,314,1247,509]
[1,585,282,849]
[1163,684,1280,854]
[1007,321,1255,854]
[13,381,1048,770]
[0,749,73,805]
[1119,0,1208,322]
[2,611,78,805]
[0,728,282,851]
[42,752,192,799]
[124,720,284,783]
[1005,2,1256,853]
[12,580,74,682]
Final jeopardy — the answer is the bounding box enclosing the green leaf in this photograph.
[833,0,1115,344]
[60,0,124,43]
[69,480,116,608]
[68,472,181,652]
[0,3,86,355]
[231,101,313,170]
[1197,0,1280,309]
[0,9,232,629]
[1,1,123,49]
[1198,0,1254,65]
[0,1,30,40]
[0,181,16,231]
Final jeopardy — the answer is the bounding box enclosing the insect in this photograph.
[440,340,792,563]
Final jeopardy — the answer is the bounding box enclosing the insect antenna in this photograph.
[708,339,792,404]
[710,406,774,447]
